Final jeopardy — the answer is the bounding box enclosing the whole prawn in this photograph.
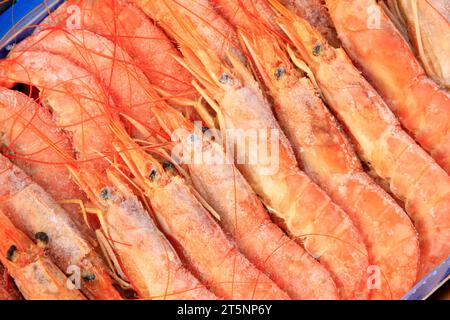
[150,101,339,299]
[269,0,450,278]
[0,149,121,299]
[324,0,450,174]
[215,0,419,299]
[157,5,370,299]
[0,51,216,299]
[10,26,290,300]
[0,204,85,300]
[131,0,242,61]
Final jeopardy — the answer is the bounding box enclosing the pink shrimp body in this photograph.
[216,0,419,299]
[270,0,450,278]
[161,8,369,299]
[38,0,195,107]
[151,103,339,299]
[113,125,290,300]
[0,51,215,299]
[325,0,450,174]
[0,207,86,300]
[0,87,91,234]
[0,154,118,299]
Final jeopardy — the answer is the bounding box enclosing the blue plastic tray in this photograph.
[0,0,448,300]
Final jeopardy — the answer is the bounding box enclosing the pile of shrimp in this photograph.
[0,0,448,300]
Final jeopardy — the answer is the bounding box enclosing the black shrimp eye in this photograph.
[149,168,158,181]
[201,126,209,134]
[312,43,323,56]
[82,273,96,282]
[163,161,174,170]
[100,187,111,200]
[219,72,230,84]
[275,66,286,80]
[6,245,17,262]
[35,232,49,247]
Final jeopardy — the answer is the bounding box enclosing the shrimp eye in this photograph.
[275,66,286,80]
[100,187,111,200]
[219,73,230,84]
[187,133,199,145]
[82,273,96,282]
[35,232,49,247]
[149,168,158,181]
[201,126,209,134]
[163,161,174,170]
[6,245,17,261]
[312,43,323,56]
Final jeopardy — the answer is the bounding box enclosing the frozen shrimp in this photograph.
[0,153,121,299]
[325,0,450,174]
[162,8,369,299]
[109,116,290,300]
[0,262,22,300]
[38,0,195,107]
[151,102,339,299]
[6,30,288,299]
[269,0,450,277]
[13,29,165,141]
[0,50,217,299]
[0,207,85,300]
[0,87,92,235]
[215,0,419,299]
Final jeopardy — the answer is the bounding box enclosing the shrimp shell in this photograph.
[270,0,450,277]
[37,0,195,107]
[0,154,117,299]
[0,87,91,236]
[325,0,450,174]
[152,103,339,299]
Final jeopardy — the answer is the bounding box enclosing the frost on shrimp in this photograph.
[0,50,216,299]
[325,0,450,174]
[0,154,117,299]
[37,0,196,108]
[0,208,86,300]
[162,9,369,299]
[269,0,450,277]
[221,3,419,298]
